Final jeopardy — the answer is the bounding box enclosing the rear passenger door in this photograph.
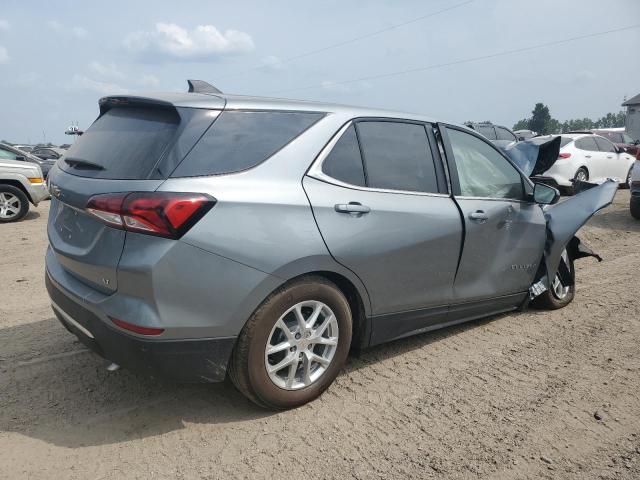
[303,119,463,341]
[574,136,604,181]
[441,126,546,304]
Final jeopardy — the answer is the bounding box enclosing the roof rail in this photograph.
[187,79,223,95]
[565,130,593,134]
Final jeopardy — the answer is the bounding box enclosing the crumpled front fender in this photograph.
[541,179,618,287]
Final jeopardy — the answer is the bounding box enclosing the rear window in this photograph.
[61,107,179,179]
[171,111,324,177]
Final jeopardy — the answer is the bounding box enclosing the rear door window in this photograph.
[575,137,599,151]
[172,111,324,177]
[61,107,180,179]
[356,121,439,193]
[594,136,616,153]
[321,125,366,186]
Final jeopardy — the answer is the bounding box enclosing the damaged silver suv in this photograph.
[45,81,617,409]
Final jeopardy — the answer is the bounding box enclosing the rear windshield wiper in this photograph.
[64,158,105,171]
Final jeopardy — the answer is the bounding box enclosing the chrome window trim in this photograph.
[454,195,534,204]
[307,120,450,198]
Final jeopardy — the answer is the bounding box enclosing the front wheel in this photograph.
[532,249,575,310]
[0,185,29,223]
[620,167,633,189]
[228,276,352,409]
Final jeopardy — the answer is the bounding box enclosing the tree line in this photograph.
[512,103,626,135]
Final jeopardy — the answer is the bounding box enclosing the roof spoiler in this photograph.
[187,79,223,95]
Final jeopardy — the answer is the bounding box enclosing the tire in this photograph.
[620,168,632,189]
[568,168,589,196]
[228,275,352,410]
[631,197,640,220]
[0,185,29,223]
[532,250,575,310]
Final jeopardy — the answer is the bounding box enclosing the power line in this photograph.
[214,0,475,81]
[268,24,640,95]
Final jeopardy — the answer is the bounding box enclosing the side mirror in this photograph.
[518,136,525,141]
[15,155,25,161]
[615,146,625,154]
[533,182,560,205]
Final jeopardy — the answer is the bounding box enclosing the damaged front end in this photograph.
[527,179,618,301]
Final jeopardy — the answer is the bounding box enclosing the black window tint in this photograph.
[575,137,598,151]
[356,121,439,193]
[61,107,179,179]
[595,136,616,153]
[496,127,517,142]
[321,125,365,186]
[447,128,524,200]
[477,125,497,140]
[173,111,323,177]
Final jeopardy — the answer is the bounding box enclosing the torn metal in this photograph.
[528,179,618,298]
[501,136,561,177]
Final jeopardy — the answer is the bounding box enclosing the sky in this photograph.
[1,0,639,145]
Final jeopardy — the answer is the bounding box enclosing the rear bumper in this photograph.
[46,271,236,382]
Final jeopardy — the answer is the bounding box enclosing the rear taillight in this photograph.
[558,152,571,159]
[110,317,165,336]
[86,192,215,239]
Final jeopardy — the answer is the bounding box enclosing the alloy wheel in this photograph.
[551,250,571,300]
[264,300,339,390]
[575,170,588,182]
[0,193,21,220]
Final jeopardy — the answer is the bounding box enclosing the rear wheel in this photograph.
[568,168,589,196]
[0,185,29,223]
[620,167,632,189]
[228,276,352,409]
[532,249,575,310]
[631,197,640,220]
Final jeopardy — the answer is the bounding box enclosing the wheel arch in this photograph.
[0,179,33,203]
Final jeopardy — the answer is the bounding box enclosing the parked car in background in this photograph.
[45,81,617,409]
[0,158,48,222]
[464,122,518,148]
[540,133,635,194]
[630,151,640,219]
[591,129,639,157]
[12,144,35,153]
[31,147,66,162]
[514,129,538,141]
[0,143,56,178]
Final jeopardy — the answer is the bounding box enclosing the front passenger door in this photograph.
[442,126,546,303]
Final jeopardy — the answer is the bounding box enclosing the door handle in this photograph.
[585,155,592,158]
[606,155,613,159]
[468,210,488,221]
[334,202,371,214]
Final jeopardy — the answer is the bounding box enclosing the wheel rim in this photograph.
[0,193,21,219]
[627,169,632,185]
[551,250,571,300]
[264,300,339,390]
[575,170,587,182]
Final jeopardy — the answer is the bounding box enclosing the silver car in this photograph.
[45,81,617,409]
[0,158,48,222]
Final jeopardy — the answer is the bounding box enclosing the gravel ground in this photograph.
[1,191,639,480]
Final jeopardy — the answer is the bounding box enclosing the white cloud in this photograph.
[0,46,9,64]
[138,74,160,87]
[89,61,125,79]
[124,22,254,62]
[70,74,129,95]
[0,20,9,31]
[47,20,88,39]
[260,55,283,72]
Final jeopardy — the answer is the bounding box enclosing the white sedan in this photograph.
[541,133,635,193]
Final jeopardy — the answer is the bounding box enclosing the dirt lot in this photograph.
[1,191,639,480]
